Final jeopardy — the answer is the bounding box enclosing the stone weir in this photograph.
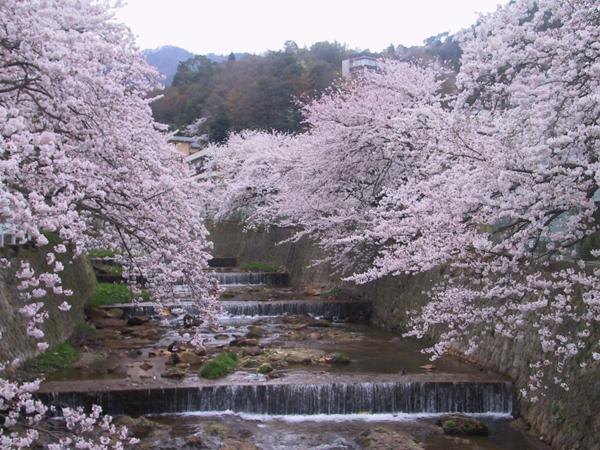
[215,272,290,286]
[39,374,514,417]
[102,300,372,321]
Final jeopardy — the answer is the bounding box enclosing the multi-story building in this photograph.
[342,56,380,78]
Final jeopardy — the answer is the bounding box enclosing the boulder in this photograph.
[282,349,326,365]
[438,414,489,436]
[177,350,204,365]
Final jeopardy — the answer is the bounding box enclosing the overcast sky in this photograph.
[116,1,507,55]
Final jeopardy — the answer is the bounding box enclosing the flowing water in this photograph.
[38,269,549,449]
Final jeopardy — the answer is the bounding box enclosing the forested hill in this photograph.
[150,36,460,143]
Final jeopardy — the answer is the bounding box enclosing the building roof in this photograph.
[168,136,196,143]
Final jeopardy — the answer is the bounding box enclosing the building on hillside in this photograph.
[342,56,380,78]
[168,135,208,156]
[185,149,210,180]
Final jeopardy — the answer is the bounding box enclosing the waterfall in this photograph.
[101,300,371,322]
[42,381,514,417]
[223,301,371,321]
[215,272,289,286]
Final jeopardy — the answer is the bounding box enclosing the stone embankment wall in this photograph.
[209,221,600,450]
[0,244,95,364]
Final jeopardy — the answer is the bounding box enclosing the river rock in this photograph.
[125,324,160,340]
[221,440,259,450]
[92,318,128,328]
[325,352,351,365]
[183,313,203,328]
[245,325,265,339]
[308,318,331,328]
[438,414,489,436]
[282,348,326,364]
[184,433,205,447]
[357,427,424,450]
[72,352,106,369]
[105,308,124,319]
[161,365,188,379]
[243,346,264,357]
[282,314,309,324]
[87,307,109,320]
[94,328,122,340]
[127,315,150,326]
[177,350,204,365]
[214,334,229,340]
[230,338,260,347]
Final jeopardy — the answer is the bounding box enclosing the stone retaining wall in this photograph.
[0,244,95,364]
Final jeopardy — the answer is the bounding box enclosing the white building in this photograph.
[342,56,380,78]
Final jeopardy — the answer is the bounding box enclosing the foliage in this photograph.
[198,353,239,379]
[201,0,600,399]
[31,342,80,372]
[0,0,216,446]
[239,261,279,272]
[152,42,375,141]
[88,248,119,258]
[74,321,97,337]
[89,283,136,307]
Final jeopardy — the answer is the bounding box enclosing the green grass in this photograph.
[258,363,273,374]
[32,342,79,372]
[319,287,343,298]
[87,248,119,258]
[239,261,279,272]
[94,264,123,276]
[74,321,97,336]
[331,352,351,364]
[198,353,239,379]
[88,283,150,307]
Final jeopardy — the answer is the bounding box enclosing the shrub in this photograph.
[88,282,150,307]
[239,261,278,272]
[198,353,239,379]
[32,342,79,372]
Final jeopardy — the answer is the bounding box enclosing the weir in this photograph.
[40,378,514,417]
[214,272,290,286]
[48,261,522,429]
[101,300,371,321]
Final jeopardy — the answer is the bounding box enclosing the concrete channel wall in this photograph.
[208,221,600,450]
[0,245,95,364]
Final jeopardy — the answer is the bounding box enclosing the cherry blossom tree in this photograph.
[203,61,452,271]
[1,0,217,447]
[203,0,600,397]
[392,0,600,398]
